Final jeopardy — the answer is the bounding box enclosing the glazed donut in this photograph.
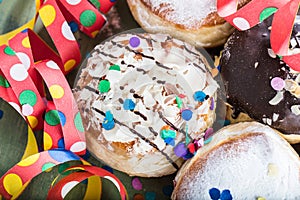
[220,15,300,144]
[126,0,250,48]
[172,122,300,199]
[73,32,219,177]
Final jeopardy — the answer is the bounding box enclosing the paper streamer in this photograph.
[217,0,300,71]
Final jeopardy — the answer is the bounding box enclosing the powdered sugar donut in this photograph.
[126,0,250,48]
[73,32,219,177]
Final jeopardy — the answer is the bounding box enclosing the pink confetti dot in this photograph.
[271,77,285,91]
[132,177,143,191]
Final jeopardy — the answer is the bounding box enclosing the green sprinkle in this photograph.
[98,80,110,93]
[109,64,121,71]
[160,129,176,140]
[176,96,183,108]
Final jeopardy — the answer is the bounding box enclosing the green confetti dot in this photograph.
[80,10,97,27]
[98,79,110,93]
[0,75,10,88]
[45,110,60,126]
[109,64,121,71]
[74,112,84,132]
[42,162,56,172]
[4,46,15,55]
[19,90,37,106]
[89,0,100,9]
[259,7,278,22]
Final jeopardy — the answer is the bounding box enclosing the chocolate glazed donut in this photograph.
[220,14,300,143]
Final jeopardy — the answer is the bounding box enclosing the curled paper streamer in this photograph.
[217,0,300,71]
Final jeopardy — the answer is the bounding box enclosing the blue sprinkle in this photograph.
[58,138,65,149]
[209,188,220,200]
[102,165,114,174]
[174,142,188,157]
[0,110,3,119]
[68,21,79,33]
[162,185,174,197]
[220,189,232,200]
[102,119,115,130]
[145,192,156,200]
[123,99,136,110]
[181,109,193,121]
[193,91,206,102]
[164,137,175,146]
[217,65,221,71]
[105,111,114,121]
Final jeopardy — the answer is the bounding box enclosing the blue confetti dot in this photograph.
[69,21,79,33]
[58,138,65,149]
[48,149,80,162]
[220,189,232,200]
[162,185,174,197]
[0,110,3,119]
[217,65,221,71]
[102,165,114,174]
[123,99,135,110]
[145,192,156,200]
[193,91,206,102]
[209,188,220,200]
[181,109,193,121]
[58,111,66,126]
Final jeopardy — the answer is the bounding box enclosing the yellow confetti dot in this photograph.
[49,84,65,99]
[27,116,38,129]
[64,59,76,72]
[43,131,53,150]
[39,5,56,27]
[91,30,100,38]
[3,174,23,195]
[18,153,40,167]
[21,37,30,48]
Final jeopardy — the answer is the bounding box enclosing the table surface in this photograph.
[0,0,300,199]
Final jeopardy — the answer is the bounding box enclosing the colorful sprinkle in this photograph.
[210,97,215,110]
[145,192,156,200]
[175,96,183,108]
[123,99,136,110]
[204,128,214,140]
[132,177,143,190]
[220,189,233,200]
[160,129,176,140]
[80,10,96,27]
[98,79,110,93]
[193,91,206,102]
[129,37,140,48]
[181,109,193,121]
[187,143,196,154]
[164,137,175,146]
[109,64,121,71]
[102,111,115,130]
[209,188,221,200]
[174,142,188,157]
[271,77,285,91]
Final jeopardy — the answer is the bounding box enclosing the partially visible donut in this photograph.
[220,15,300,144]
[126,0,250,48]
[73,32,219,177]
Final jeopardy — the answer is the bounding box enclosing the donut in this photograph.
[172,122,300,199]
[73,32,219,177]
[220,14,300,144]
[126,0,250,48]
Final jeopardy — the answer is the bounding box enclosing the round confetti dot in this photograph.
[89,0,100,9]
[109,64,121,71]
[66,0,81,5]
[42,162,56,172]
[98,80,110,93]
[132,177,142,190]
[43,132,53,150]
[58,138,65,148]
[80,10,97,27]
[49,84,65,99]
[61,181,79,198]
[22,104,34,116]
[61,21,76,41]
[16,52,31,70]
[0,75,10,88]
[74,112,84,132]
[259,7,278,22]
[209,188,221,200]
[69,21,79,32]
[70,141,86,153]
[104,176,120,192]
[17,153,40,167]
[58,111,66,126]
[271,77,285,91]
[4,46,15,55]
[3,173,23,195]
[22,36,30,48]
[232,17,250,30]
[133,193,145,200]
[181,109,193,121]
[48,149,80,162]
[19,90,37,106]
[64,59,76,72]
[40,5,56,27]
[162,185,174,197]
[10,63,28,81]
[129,37,140,48]
[46,60,60,69]
[0,110,3,119]
[27,115,38,129]
[45,110,60,126]
[145,192,156,200]
[193,91,206,102]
